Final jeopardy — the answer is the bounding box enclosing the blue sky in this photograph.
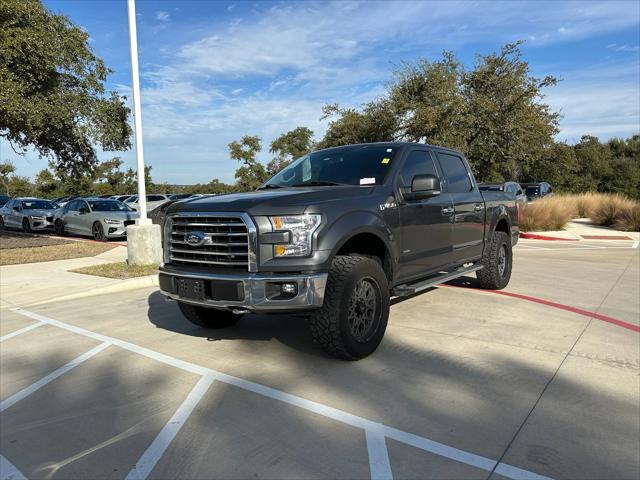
[3,0,639,185]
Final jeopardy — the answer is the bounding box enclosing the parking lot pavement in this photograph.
[0,240,638,480]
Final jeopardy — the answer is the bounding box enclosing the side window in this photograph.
[436,152,472,193]
[78,201,88,212]
[505,184,514,193]
[67,201,79,212]
[6,200,14,209]
[147,195,163,201]
[398,150,439,187]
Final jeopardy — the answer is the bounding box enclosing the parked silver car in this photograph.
[125,194,171,212]
[54,198,138,241]
[0,198,59,232]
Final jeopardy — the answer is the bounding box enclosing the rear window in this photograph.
[525,186,540,196]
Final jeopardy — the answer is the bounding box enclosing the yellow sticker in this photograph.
[381,158,390,164]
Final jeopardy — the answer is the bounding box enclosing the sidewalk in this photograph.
[0,246,157,308]
[522,219,639,242]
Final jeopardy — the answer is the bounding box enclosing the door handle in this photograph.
[441,206,454,216]
[474,204,484,212]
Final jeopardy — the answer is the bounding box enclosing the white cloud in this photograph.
[607,43,640,52]
[156,11,170,22]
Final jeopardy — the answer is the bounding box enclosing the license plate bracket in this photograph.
[176,278,206,300]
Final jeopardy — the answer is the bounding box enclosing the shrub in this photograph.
[519,197,573,231]
[612,203,640,232]
[589,194,637,227]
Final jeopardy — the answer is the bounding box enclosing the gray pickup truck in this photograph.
[159,142,519,360]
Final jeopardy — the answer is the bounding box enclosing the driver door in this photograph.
[396,149,453,282]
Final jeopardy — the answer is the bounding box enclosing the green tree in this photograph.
[0,161,16,195]
[230,135,267,191]
[7,175,33,197]
[267,127,314,175]
[34,168,59,197]
[96,157,125,192]
[0,0,131,178]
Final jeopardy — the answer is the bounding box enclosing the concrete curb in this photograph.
[28,274,159,307]
[520,232,580,241]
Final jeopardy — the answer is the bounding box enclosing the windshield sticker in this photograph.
[360,177,376,185]
[381,158,390,164]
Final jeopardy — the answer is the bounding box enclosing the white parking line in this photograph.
[0,454,26,480]
[366,430,393,480]
[8,307,552,480]
[0,322,44,342]
[0,342,110,413]
[126,374,216,480]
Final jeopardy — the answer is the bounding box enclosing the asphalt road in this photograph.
[1,238,638,480]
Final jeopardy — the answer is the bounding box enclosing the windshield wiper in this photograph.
[289,181,347,187]
[257,184,285,190]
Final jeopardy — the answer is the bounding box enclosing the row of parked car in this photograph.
[479,181,554,209]
[0,193,211,241]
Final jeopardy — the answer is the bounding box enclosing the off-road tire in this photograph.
[309,255,390,360]
[54,219,66,236]
[477,230,512,290]
[178,302,243,329]
[22,218,31,233]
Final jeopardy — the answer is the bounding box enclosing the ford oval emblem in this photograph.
[185,231,207,246]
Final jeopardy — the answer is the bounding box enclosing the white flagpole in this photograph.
[126,0,149,223]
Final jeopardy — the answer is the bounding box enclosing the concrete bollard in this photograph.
[126,223,163,266]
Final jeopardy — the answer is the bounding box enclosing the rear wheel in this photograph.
[22,217,31,233]
[309,255,389,360]
[54,219,66,236]
[92,222,106,241]
[477,230,512,290]
[0,216,5,230]
[178,302,243,328]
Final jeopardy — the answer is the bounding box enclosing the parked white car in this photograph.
[124,194,170,212]
[54,198,138,241]
[0,198,59,232]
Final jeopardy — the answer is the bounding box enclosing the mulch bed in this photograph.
[0,229,72,249]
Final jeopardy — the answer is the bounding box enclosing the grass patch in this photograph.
[520,193,640,232]
[71,262,158,279]
[0,242,116,265]
[519,197,573,231]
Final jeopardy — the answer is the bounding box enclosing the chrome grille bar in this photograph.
[166,212,257,272]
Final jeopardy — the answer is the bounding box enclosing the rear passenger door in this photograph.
[434,151,485,263]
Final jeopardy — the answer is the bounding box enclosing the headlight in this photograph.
[104,219,122,225]
[269,214,321,257]
[29,215,44,220]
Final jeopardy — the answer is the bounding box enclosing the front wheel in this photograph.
[0,216,5,230]
[92,222,106,242]
[309,255,390,360]
[476,230,512,290]
[54,219,66,236]
[22,217,31,233]
[178,302,243,328]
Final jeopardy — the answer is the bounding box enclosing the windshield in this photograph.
[525,186,539,196]
[262,145,399,188]
[169,194,192,200]
[87,200,133,212]
[22,200,56,210]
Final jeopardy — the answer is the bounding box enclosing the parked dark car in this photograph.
[521,182,553,202]
[159,142,519,360]
[480,181,527,215]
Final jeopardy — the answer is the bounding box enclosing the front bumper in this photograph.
[159,265,328,312]
[30,217,54,230]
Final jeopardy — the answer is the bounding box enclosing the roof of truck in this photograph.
[316,141,464,156]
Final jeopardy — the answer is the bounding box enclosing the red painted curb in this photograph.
[520,232,579,241]
[441,284,639,333]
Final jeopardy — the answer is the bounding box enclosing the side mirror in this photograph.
[13,206,20,212]
[403,174,441,200]
[79,207,88,215]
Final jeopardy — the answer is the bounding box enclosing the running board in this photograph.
[392,264,483,298]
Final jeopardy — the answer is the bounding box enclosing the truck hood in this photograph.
[170,186,376,215]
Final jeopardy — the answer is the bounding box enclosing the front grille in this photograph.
[46,216,53,222]
[168,215,250,271]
